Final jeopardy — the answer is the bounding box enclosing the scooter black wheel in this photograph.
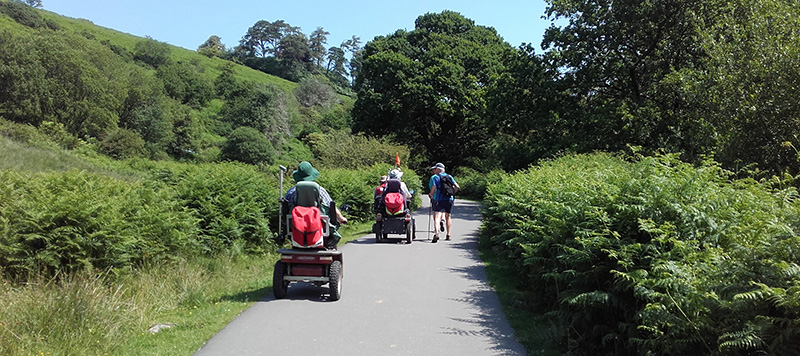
[273,261,288,299]
[406,223,413,244]
[328,261,343,301]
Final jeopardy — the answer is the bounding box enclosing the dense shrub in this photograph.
[294,76,339,108]
[483,153,800,355]
[0,170,199,278]
[156,61,214,107]
[220,126,275,165]
[0,118,57,150]
[319,102,352,131]
[133,37,171,68]
[450,166,505,200]
[98,128,146,159]
[0,31,126,137]
[38,121,81,149]
[219,82,290,144]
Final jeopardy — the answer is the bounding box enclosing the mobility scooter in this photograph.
[273,178,343,301]
[372,179,416,244]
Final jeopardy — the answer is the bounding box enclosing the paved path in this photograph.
[194,199,527,356]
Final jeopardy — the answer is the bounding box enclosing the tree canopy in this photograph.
[351,11,513,167]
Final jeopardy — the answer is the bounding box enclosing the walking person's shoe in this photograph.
[445,235,451,241]
[432,235,439,243]
[440,219,445,232]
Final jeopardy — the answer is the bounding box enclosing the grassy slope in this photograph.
[36,9,300,93]
[0,6,303,128]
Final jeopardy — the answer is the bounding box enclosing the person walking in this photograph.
[428,162,459,243]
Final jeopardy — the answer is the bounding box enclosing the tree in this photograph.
[294,76,338,108]
[341,36,362,82]
[352,11,512,167]
[309,27,329,67]
[539,0,800,176]
[276,33,312,63]
[541,0,713,160]
[238,20,299,58]
[25,0,43,7]
[219,83,290,146]
[485,44,580,171]
[197,35,226,57]
[325,46,348,86]
[681,0,800,175]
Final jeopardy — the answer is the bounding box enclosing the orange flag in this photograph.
[395,154,401,167]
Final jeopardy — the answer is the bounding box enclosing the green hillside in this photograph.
[0,0,367,167]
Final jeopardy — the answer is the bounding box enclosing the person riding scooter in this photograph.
[283,161,347,249]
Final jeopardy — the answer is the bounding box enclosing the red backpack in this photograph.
[291,206,324,248]
[382,179,405,215]
[384,192,405,215]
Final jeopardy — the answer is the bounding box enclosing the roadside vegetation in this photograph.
[482,153,800,355]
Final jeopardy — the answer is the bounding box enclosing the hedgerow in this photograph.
[483,152,800,355]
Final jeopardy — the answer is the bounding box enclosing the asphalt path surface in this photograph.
[194,198,527,356]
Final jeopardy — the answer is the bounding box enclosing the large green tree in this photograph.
[485,44,583,171]
[681,0,800,175]
[541,0,714,160]
[352,11,512,168]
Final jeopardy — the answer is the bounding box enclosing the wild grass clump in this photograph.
[0,271,138,355]
[483,152,800,355]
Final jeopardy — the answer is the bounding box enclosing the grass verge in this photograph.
[0,221,373,356]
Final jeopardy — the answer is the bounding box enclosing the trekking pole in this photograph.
[278,165,287,240]
[427,197,432,241]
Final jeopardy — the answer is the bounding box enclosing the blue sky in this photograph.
[43,0,559,53]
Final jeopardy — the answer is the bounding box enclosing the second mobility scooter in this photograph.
[372,179,416,244]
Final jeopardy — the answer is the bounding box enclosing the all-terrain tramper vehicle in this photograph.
[273,169,343,301]
[372,179,416,244]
